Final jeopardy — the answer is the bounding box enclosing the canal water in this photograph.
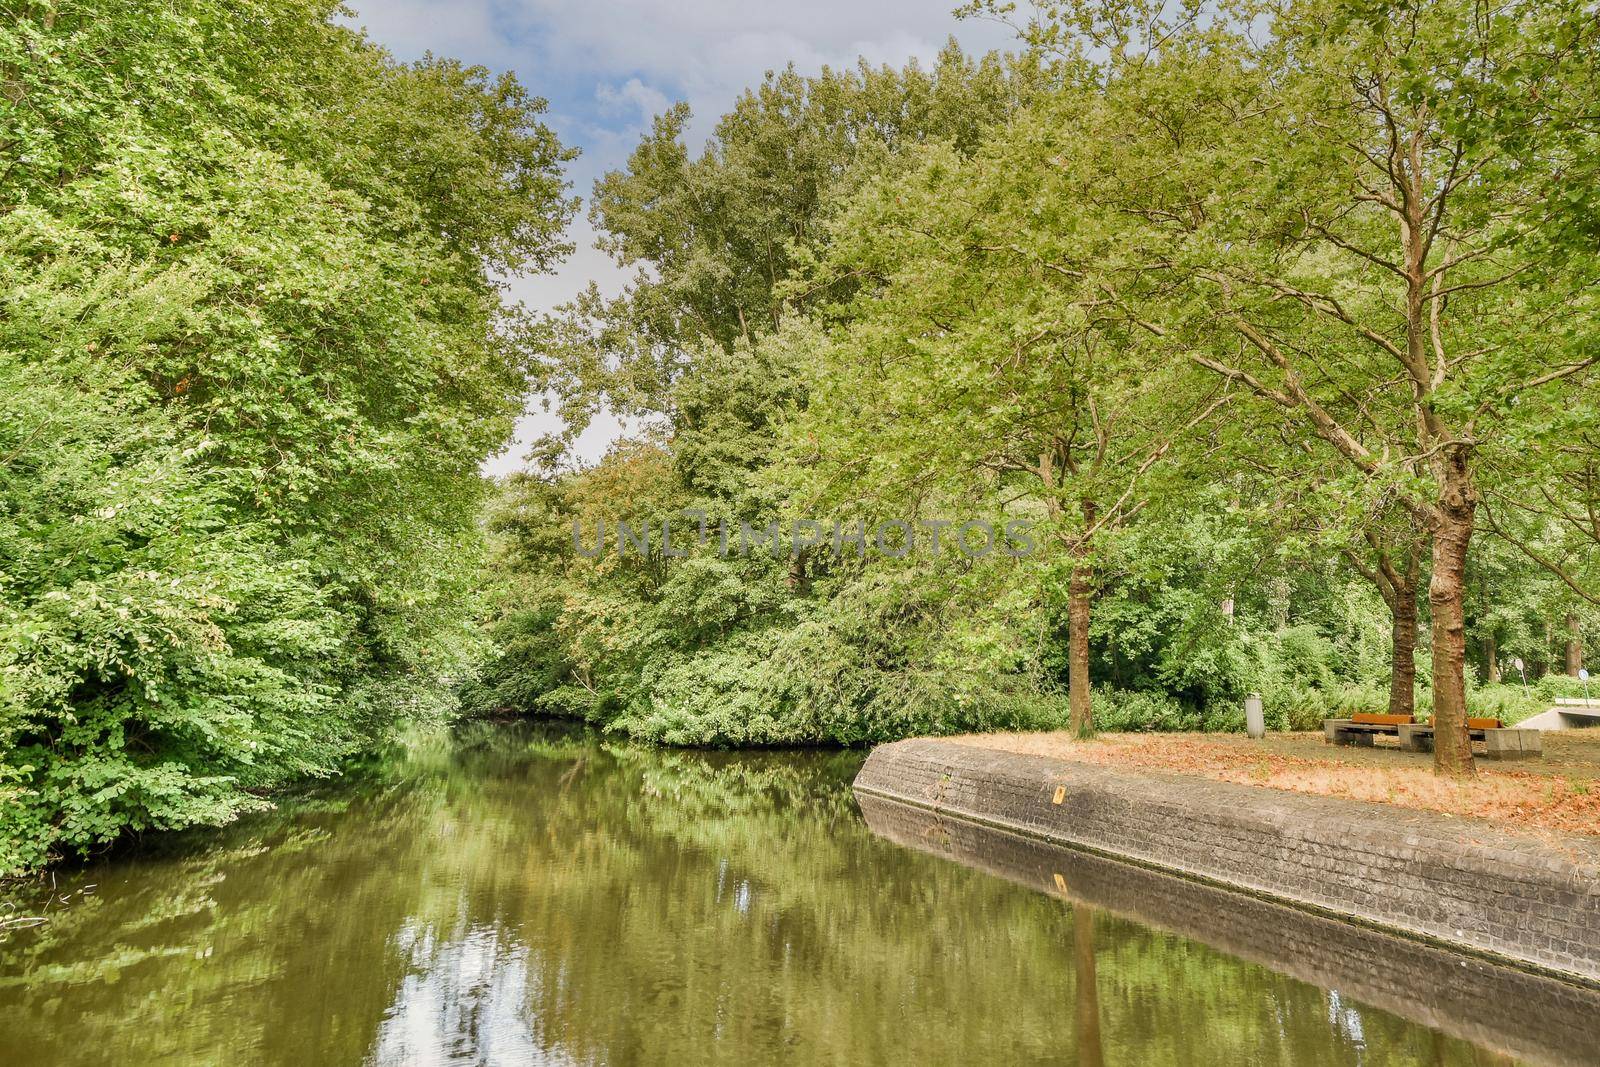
[1,721,1594,1066]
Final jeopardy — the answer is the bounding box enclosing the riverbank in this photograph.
[853,737,1600,982]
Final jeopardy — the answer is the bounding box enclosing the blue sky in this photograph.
[342,1,1015,469]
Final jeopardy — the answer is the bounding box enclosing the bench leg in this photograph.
[1326,729,1369,746]
[1397,725,1433,753]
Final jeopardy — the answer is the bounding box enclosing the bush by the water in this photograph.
[0,1,573,875]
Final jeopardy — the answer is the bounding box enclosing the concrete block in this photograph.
[1484,728,1541,760]
[1519,705,1600,730]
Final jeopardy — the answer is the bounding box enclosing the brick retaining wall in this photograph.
[857,794,1600,1066]
[853,738,1600,982]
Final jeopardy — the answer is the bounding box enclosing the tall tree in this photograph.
[987,0,1600,774]
[0,0,574,871]
[781,117,1228,734]
[536,43,1031,436]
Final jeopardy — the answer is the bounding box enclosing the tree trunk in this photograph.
[1428,455,1476,778]
[1351,538,1421,720]
[1387,558,1419,720]
[1068,499,1096,738]
[787,551,809,595]
[1485,631,1501,683]
[1073,906,1104,1067]
[1567,613,1583,676]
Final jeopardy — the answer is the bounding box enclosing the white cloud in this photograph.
[341,0,506,65]
[347,0,1015,178]
[509,0,1011,83]
[595,77,672,124]
[499,215,632,311]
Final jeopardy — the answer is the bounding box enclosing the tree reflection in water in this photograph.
[1074,906,1103,1067]
[0,723,1543,1066]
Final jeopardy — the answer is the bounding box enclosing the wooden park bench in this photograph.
[1321,713,1414,747]
[1322,713,1542,760]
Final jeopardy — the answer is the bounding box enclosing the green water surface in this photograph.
[0,722,1570,1065]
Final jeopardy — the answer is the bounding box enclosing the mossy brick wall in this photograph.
[853,739,1600,983]
[857,793,1600,1066]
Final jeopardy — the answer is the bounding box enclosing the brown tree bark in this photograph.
[1485,631,1502,683]
[1068,499,1097,738]
[1073,906,1104,1067]
[1346,536,1420,720]
[786,551,809,595]
[1428,453,1477,777]
[1567,613,1583,676]
[1387,559,1419,721]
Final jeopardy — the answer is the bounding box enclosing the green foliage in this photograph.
[471,445,1070,746]
[7,0,1595,870]
[462,48,1066,749]
[1089,688,1200,733]
[474,8,1599,760]
[0,0,573,873]
[536,43,1034,435]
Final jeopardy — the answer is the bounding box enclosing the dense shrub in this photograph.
[1090,688,1200,733]
[0,1,572,874]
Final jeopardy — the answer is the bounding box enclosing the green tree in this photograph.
[0,0,574,871]
[777,117,1229,734]
[983,0,1600,775]
[474,47,1057,745]
[536,43,1031,436]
